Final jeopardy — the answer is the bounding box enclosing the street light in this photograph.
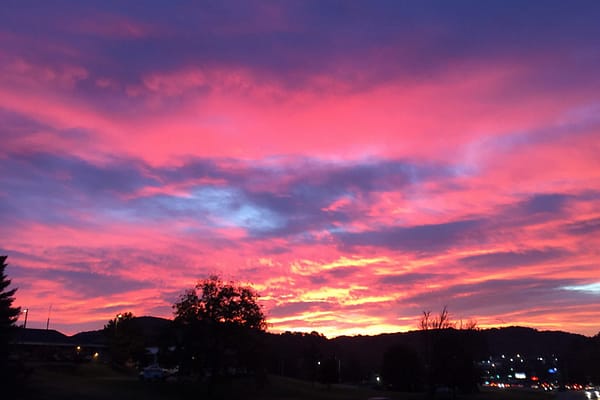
[22,308,29,329]
[115,313,123,332]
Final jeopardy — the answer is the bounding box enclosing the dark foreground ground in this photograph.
[11,362,563,400]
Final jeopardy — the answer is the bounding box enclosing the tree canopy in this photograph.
[172,276,267,382]
[382,343,424,392]
[173,275,266,331]
[102,312,145,366]
[419,306,482,395]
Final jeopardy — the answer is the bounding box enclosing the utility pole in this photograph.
[46,304,52,330]
[23,308,29,329]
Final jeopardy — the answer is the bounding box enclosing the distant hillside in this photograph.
[34,321,598,383]
[71,316,173,346]
[62,321,592,357]
[483,326,588,356]
[328,326,589,370]
[263,326,599,382]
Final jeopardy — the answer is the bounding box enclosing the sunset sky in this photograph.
[1,1,599,337]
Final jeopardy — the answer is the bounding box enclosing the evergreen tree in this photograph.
[0,255,21,370]
[103,312,146,367]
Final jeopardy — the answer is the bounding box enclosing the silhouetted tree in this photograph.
[303,332,325,382]
[382,343,424,392]
[0,255,21,376]
[342,355,366,383]
[263,330,328,380]
[420,306,481,398]
[561,332,600,384]
[319,356,339,389]
[591,332,600,383]
[174,276,266,330]
[421,306,454,330]
[173,275,266,387]
[103,312,145,367]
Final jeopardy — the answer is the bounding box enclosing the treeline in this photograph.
[269,326,600,387]
[102,312,600,392]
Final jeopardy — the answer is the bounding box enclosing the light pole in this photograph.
[22,308,29,329]
[115,313,123,333]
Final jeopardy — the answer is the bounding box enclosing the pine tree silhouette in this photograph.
[0,255,21,373]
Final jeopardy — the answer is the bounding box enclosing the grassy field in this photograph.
[15,362,557,400]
